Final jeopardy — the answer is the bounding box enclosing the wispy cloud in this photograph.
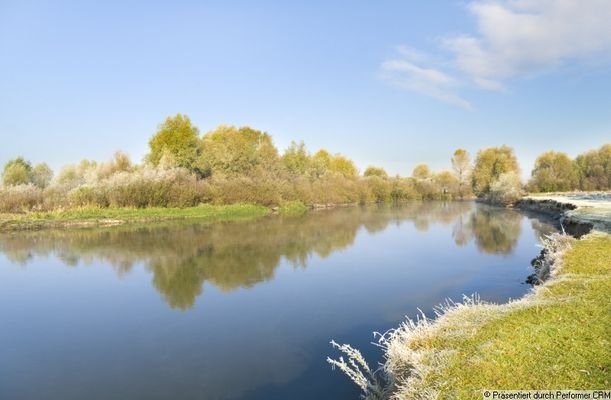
[380,57,473,110]
[382,0,611,108]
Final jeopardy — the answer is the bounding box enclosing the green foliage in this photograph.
[529,151,577,192]
[2,157,33,186]
[281,141,311,176]
[471,145,520,196]
[363,166,388,178]
[147,113,201,173]
[200,125,279,177]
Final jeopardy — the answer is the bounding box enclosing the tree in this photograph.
[2,157,32,186]
[471,146,520,196]
[529,151,577,192]
[329,154,358,177]
[451,149,471,199]
[363,166,388,178]
[434,171,458,197]
[281,141,310,176]
[411,164,430,180]
[147,114,201,172]
[311,149,332,178]
[200,125,279,177]
[574,144,611,190]
[489,172,523,205]
[31,163,53,188]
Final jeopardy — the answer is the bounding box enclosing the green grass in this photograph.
[0,203,271,231]
[420,234,611,398]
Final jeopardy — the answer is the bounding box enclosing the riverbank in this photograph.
[0,203,272,231]
[515,192,611,234]
[330,195,611,399]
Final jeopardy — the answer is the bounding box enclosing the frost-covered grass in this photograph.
[329,233,611,399]
[0,203,270,231]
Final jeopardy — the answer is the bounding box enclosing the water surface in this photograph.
[0,202,555,399]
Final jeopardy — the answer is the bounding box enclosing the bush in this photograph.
[0,184,43,213]
[488,172,523,205]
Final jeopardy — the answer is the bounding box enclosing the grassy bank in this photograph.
[0,203,271,231]
[424,234,610,396]
[330,233,610,399]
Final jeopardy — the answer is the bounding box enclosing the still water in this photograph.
[0,202,555,400]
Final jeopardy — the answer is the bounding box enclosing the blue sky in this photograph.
[1,0,610,178]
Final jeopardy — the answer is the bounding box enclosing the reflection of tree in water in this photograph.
[451,205,525,255]
[0,202,551,309]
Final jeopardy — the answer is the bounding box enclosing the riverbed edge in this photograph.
[330,196,610,399]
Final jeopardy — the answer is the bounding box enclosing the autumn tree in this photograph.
[529,151,577,192]
[31,163,54,188]
[574,144,611,190]
[147,114,201,173]
[200,125,279,177]
[311,149,332,178]
[329,154,358,177]
[451,149,471,199]
[281,141,310,176]
[2,157,33,186]
[363,166,388,178]
[434,171,459,198]
[411,164,431,180]
[471,146,520,196]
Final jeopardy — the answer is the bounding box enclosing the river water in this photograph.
[0,202,555,399]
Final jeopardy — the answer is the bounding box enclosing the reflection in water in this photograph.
[452,205,523,254]
[0,202,557,400]
[0,202,541,310]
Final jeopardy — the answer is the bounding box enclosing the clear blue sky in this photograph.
[1,0,610,177]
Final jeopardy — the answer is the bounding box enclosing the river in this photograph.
[0,202,555,399]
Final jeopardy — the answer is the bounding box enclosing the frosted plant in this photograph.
[327,340,386,399]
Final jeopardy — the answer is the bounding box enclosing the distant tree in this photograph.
[529,151,577,192]
[200,125,279,177]
[31,163,53,188]
[451,149,471,199]
[434,171,459,197]
[311,149,332,178]
[363,166,388,178]
[329,154,358,177]
[574,144,611,190]
[2,157,32,186]
[411,164,430,180]
[281,141,310,176]
[471,146,520,196]
[147,114,201,172]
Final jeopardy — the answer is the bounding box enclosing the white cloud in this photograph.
[446,0,611,90]
[382,0,611,107]
[380,59,473,110]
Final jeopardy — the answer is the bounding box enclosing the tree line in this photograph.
[1,113,609,212]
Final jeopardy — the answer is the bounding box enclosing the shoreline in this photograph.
[0,204,272,232]
[329,195,611,399]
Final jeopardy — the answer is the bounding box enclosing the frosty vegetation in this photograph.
[328,233,574,400]
[1,114,609,213]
